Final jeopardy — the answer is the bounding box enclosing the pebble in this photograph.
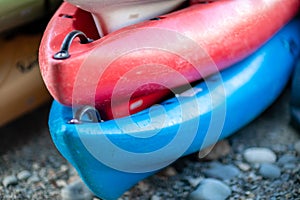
[60,165,69,173]
[247,172,262,182]
[27,175,40,184]
[56,179,67,188]
[157,167,178,178]
[161,167,178,177]
[243,147,277,164]
[61,179,94,200]
[189,178,231,200]
[151,195,161,200]
[203,163,240,181]
[17,170,31,181]
[283,163,297,170]
[32,163,40,170]
[186,177,203,187]
[2,175,18,187]
[236,162,251,171]
[294,141,300,154]
[198,140,231,160]
[258,163,281,179]
[277,154,297,165]
[272,144,288,153]
[137,181,149,192]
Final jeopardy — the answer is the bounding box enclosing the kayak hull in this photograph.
[0,0,61,34]
[0,33,51,126]
[49,19,300,200]
[40,0,299,120]
[65,0,186,36]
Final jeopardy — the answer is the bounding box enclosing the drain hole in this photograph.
[150,17,161,21]
[59,14,73,19]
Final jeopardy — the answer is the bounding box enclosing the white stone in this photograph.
[243,147,276,164]
[17,170,31,181]
[2,175,18,187]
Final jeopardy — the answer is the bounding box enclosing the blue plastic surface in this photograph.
[49,19,300,200]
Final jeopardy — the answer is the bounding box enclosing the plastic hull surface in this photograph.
[0,33,51,126]
[0,0,61,33]
[49,19,300,199]
[40,0,299,119]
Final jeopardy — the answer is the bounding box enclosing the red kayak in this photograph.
[39,0,299,120]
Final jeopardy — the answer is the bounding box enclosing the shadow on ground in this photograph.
[0,102,52,155]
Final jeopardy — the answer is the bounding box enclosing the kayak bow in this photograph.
[49,19,300,200]
[40,0,299,120]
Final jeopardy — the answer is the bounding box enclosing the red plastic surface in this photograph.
[39,0,300,120]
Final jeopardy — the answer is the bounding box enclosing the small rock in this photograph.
[27,175,40,184]
[137,181,149,192]
[189,178,231,200]
[203,163,240,181]
[2,175,18,187]
[294,141,300,154]
[247,172,262,182]
[61,179,94,200]
[60,165,69,173]
[39,168,47,178]
[186,177,203,187]
[277,154,297,165]
[151,195,161,200]
[56,179,67,188]
[259,163,281,179]
[236,162,251,171]
[47,168,58,180]
[158,167,177,177]
[198,140,231,160]
[68,175,81,183]
[272,144,288,153]
[245,191,255,198]
[283,163,297,170]
[32,163,40,170]
[243,147,276,164]
[17,170,31,181]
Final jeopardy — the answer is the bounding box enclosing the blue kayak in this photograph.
[49,19,300,200]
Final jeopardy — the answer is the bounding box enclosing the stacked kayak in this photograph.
[39,0,299,120]
[0,33,51,126]
[39,0,300,199]
[0,0,62,126]
[48,18,300,200]
[64,0,187,36]
[0,0,61,34]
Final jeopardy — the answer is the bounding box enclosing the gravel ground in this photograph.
[0,87,300,200]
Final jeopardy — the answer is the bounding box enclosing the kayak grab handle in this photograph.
[68,106,102,124]
[53,30,93,60]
